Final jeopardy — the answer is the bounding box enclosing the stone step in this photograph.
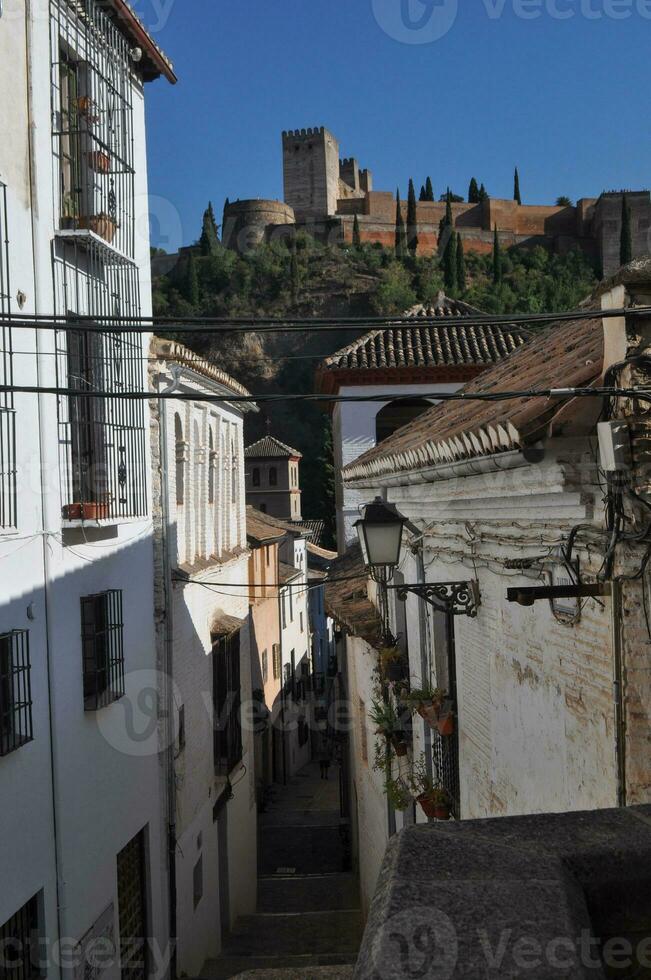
[199,953,357,980]
[224,910,363,958]
[258,826,349,876]
[257,873,360,913]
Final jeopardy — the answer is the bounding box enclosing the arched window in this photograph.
[252,468,260,487]
[208,427,215,505]
[269,466,278,487]
[375,398,433,444]
[174,413,185,506]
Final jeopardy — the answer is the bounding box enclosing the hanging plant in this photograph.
[410,759,451,820]
[379,645,407,682]
[385,777,412,812]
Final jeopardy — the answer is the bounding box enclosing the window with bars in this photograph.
[0,181,16,532]
[0,630,33,757]
[0,894,41,980]
[81,590,124,710]
[212,630,242,776]
[51,0,136,259]
[272,643,281,681]
[54,240,147,522]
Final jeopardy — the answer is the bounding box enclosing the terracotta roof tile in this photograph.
[245,435,302,458]
[343,316,603,481]
[324,546,382,648]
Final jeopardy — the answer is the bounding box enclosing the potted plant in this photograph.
[75,95,99,122]
[385,777,412,812]
[380,645,407,682]
[369,699,409,758]
[403,683,447,726]
[60,193,79,229]
[62,500,110,521]
[87,150,111,173]
[410,762,451,819]
[77,213,117,244]
[436,700,455,737]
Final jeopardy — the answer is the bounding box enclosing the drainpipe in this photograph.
[611,579,627,807]
[157,387,178,976]
[25,3,65,969]
[415,547,434,786]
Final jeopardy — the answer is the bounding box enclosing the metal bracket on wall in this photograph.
[391,581,481,618]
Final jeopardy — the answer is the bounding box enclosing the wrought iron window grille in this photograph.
[0,894,41,980]
[212,630,243,776]
[0,630,34,757]
[81,589,125,710]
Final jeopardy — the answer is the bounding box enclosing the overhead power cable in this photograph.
[2,305,650,334]
[2,383,651,405]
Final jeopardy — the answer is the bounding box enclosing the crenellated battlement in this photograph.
[282,127,327,140]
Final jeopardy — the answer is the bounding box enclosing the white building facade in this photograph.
[149,340,258,977]
[0,4,175,979]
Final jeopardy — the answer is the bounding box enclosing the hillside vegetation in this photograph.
[152,235,600,542]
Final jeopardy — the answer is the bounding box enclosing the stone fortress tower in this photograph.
[281,126,373,220]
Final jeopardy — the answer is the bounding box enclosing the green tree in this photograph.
[468,178,480,204]
[199,201,220,255]
[456,233,466,292]
[373,260,417,313]
[556,196,572,207]
[419,185,427,202]
[620,194,633,266]
[395,189,407,260]
[425,176,435,202]
[352,213,361,248]
[443,231,457,293]
[514,168,522,205]
[492,226,502,284]
[184,251,200,305]
[478,183,488,202]
[407,178,418,256]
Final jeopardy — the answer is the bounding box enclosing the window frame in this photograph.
[0,630,33,757]
[212,630,243,776]
[0,893,41,980]
[81,589,125,710]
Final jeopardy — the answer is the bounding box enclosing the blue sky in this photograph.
[142,0,650,250]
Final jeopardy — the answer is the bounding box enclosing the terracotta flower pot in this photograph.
[75,96,99,122]
[437,713,455,737]
[63,501,110,521]
[391,737,409,758]
[434,803,451,821]
[78,214,117,244]
[418,794,451,820]
[417,703,439,727]
[88,150,111,173]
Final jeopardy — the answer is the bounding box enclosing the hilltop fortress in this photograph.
[222,126,651,277]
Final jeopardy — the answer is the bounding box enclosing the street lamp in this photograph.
[354,497,407,584]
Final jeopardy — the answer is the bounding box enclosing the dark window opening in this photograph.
[81,590,124,710]
[252,467,260,487]
[0,630,33,757]
[375,398,433,444]
[260,503,267,514]
[175,414,184,505]
[193,856,203,910]
[0,894,41,980]
[212,630,242,775]
[269,467,277,487]
[117,828,148,980]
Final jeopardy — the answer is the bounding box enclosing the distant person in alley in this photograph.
[318,736,332,779]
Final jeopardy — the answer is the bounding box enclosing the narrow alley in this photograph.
[203,761,362,979]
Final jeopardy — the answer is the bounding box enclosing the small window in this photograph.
[178,705,185,752]
[262,649,268,685]
[266,546,271,567]
[300,612,304,633]
[212,631,242,775]
[175,414,185,506]
[0,893,41,980]
[272,644,281,681]
[0,630,33,757]
[193,856,203,910]
[269,467,278,487]
[81,590,124,710]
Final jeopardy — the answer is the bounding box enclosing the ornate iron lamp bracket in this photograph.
[393,581,481,618]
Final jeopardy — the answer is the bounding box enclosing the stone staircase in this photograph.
[201,873,361,979]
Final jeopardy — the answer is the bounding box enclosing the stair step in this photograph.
[199,953,357,979]
[228,967,354,979]
[257,873,360,913]
[258,826,348,876]
[224,910,363,957]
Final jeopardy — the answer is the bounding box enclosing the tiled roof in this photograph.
[246,508,287,545]
[247,509,312,538]
[317,295,528,375]
[324,546,382,649]
[279,561,301,584]
[210,613,246,637]
[245,435,302,459]
[151,337,252,398]
[343,316,603,482]
[291,519,326,545]
[108,0,176,83]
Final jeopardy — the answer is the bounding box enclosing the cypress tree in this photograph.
[407,178,418,256]
[445,189,453,227]
[478,183,488,202]
[456,232,466,292]
[468,178,480,204]
[438,189,454,251]
[425,176,434,202]
[289,236,300,302]
[185,251,200,305]
[352,213,361,247]
[492,225,502,285]
[514,168,522,205]
[395,189,407,260]
[443,230,457,293]
[419,185,427,202]
[620,194,633,266]
[199,201,220,255]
